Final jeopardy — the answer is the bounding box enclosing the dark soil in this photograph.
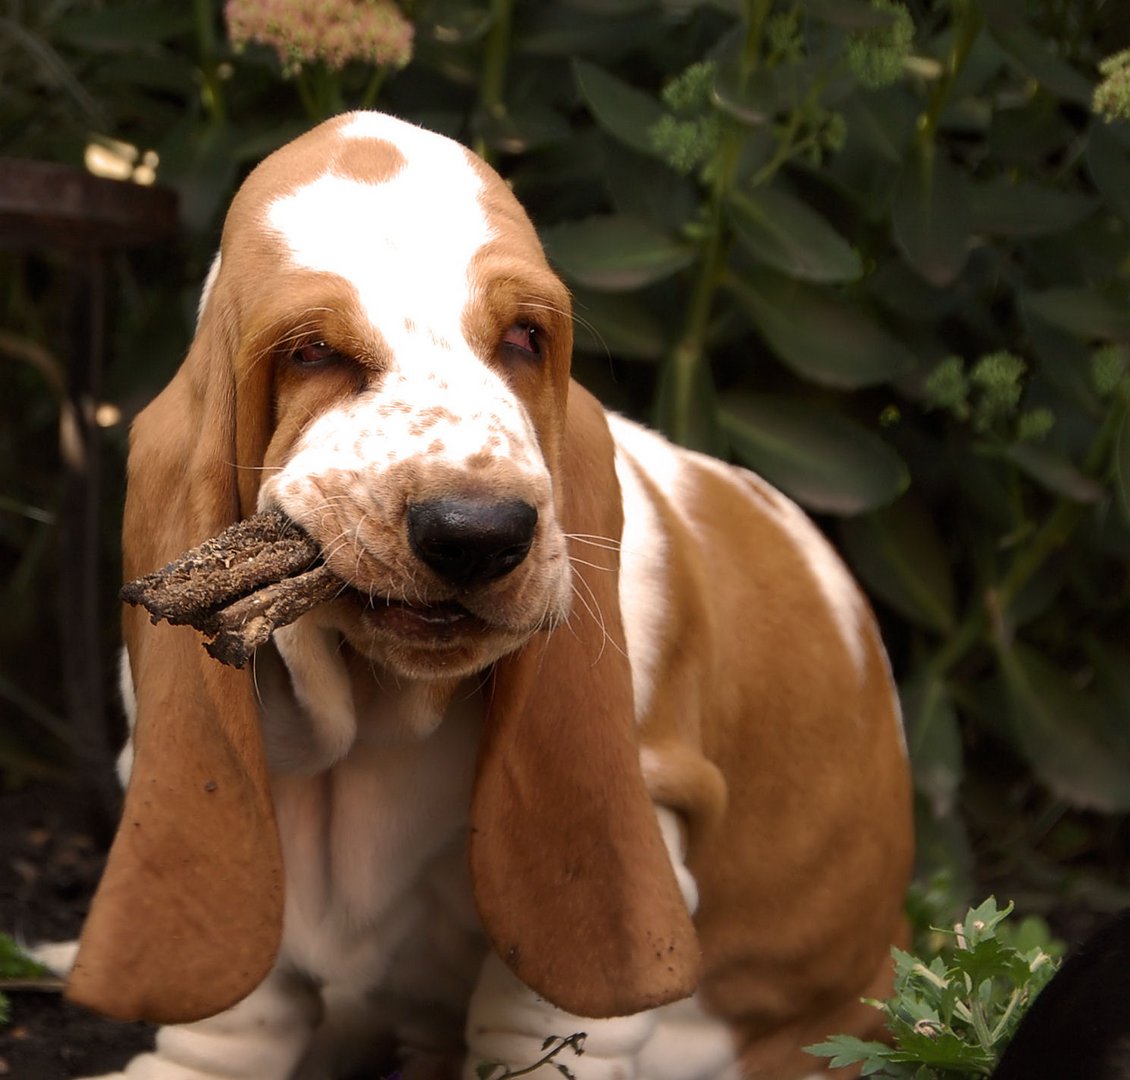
[0,783,155,1080]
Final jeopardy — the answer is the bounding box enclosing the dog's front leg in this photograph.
[464,950,659,1080]
[87,967,321,1080]
[463,808,729,1080]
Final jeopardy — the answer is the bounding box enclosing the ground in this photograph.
[0,783,154,1079]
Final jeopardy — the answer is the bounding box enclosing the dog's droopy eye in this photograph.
[502,323,540,358]
[293,341,341,368]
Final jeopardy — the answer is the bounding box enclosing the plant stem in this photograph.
[488,1034,586,1078]
[928,393,1125,677]
[747,81,824,187]
[295,70,320,120]
[743,0,773,81]
[990,986,1023,1042]
[475,0,514,162]
[193,0,226,126]
[359,66,388,111]
[969,996,996,1057]
[917,0,983,144]
[662,0,769,444]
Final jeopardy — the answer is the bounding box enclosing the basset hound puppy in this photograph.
[68,112,913,1080]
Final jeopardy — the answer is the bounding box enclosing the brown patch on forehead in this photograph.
[334,136,406,186]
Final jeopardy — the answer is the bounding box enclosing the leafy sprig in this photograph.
[0,932,53,1026]
[807,899,1060,1079]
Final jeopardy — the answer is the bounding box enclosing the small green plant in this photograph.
[0,932,53,1025]
[476,1033,587,1079]
[807,899,1060,1078]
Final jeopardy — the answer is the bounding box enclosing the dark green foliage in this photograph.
[2,1,1129,905]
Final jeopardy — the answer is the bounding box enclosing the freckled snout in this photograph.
[407,496,538,588]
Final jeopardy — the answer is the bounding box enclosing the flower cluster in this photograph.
[846,0,914,90]
[648,61,722,175]
[926,351,1053,440]
[1091,344,1129,397]
[1093,48,1130,123]
[226,0,413,76]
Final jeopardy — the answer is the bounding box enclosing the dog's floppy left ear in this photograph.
[470,383,700,1019]
[65,284,283,1024]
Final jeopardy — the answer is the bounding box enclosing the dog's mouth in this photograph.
[344,588,491,642]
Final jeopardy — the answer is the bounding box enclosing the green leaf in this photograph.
[728,188,862,283]
[806,1035,895,1071]
[887,1028,993,1071]
[999,645,1130,812]
[1001,443,1104,503]
[1086,641,1130,751]
[520,6,653,54]
[989,19,1093,106]
[53,3,194,46]
[416,0,494,44]
[572,60,666,157]
[540,215,695,291]
[105,53,198,97]
[712,28,776,126]
[954,937,1031,988]
[1087,122,1130,227]
[477,103,571,154]
[728,271,912,389]
[805,0,897,29]
[840,498,956,634]
[1115,410,1130,528]
[0,932,50,978]
[603,142,699,230]
[1022,288,1130,341]
[721,394,909,515]
[960,897,1015,944]
[839,90,915,167]
[892,144,972,286]
[559,0,653,11]
[900,672,963,817]
[970,179,1097,238]
[654,353,726,456]
[570,288,666,360]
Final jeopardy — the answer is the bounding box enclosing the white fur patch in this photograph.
[198,251,222,323]
[608,414,867,677]
[613,439,669,722]
[268,113,491,359]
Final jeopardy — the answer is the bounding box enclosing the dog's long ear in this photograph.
[470,383,700,1019]
[66,290,283,1024]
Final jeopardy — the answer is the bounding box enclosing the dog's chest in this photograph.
[269,689,486,992]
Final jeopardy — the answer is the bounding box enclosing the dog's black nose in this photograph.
[407,497,538,588]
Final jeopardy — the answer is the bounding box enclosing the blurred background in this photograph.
[2,0,1130,1024]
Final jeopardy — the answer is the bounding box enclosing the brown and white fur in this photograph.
[65,112,913,1080]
